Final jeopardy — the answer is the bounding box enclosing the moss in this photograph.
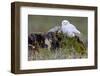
[28,34,87,60]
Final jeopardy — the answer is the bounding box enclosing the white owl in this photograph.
[61,20,81,37]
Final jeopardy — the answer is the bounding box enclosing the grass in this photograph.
[28,36,87,61]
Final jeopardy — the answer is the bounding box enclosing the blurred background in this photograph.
[28,15,88,38]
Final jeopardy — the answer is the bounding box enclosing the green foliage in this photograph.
[28,33,87,60]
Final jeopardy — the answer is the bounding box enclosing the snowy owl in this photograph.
[61,20,81,37]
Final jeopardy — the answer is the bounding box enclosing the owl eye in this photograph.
[64,22,67,24]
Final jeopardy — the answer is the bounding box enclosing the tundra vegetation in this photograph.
[28,31,87,61]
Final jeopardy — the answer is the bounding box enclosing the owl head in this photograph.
[62,20,70,26]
